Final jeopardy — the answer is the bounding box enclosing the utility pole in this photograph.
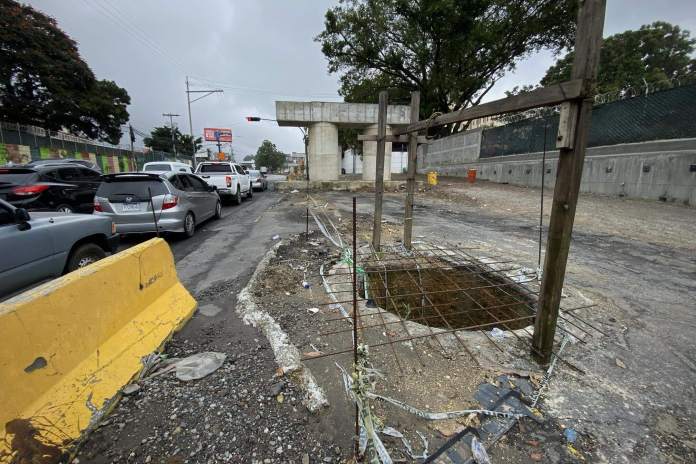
[186,77,223,169]
[163,113,180,159]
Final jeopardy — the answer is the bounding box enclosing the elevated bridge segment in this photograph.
[275,101,412,181]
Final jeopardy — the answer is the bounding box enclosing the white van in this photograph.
[142,161,192,174]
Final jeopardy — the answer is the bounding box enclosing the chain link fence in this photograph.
[0,121,191,172]
[480,84,696,158]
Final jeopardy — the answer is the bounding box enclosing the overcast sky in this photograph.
[24,0,696,159]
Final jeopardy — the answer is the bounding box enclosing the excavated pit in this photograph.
[365,259,535,331]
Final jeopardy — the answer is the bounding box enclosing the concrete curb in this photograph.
[235,240,329,412]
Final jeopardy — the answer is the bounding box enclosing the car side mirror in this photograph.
[14,208,31,230]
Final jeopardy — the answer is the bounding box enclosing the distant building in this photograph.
[285,152,305,171]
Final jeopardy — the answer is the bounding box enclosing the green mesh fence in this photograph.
[480,84,696,158]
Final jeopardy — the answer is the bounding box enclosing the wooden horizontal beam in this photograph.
[394,79,586,135]
[357,134,428,143]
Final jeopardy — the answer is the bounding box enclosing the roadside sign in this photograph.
[204,128,232,142]
[217,152,226,160]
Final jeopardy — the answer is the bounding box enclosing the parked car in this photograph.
[194,161,251,205]
[26,158,102,172]
[0,164,102,213]
[248,169,268,191]
[94,172,221,237]
[142,161,193,174]
[0,198,119,299]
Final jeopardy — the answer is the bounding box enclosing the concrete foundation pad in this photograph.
[275,180,425,193]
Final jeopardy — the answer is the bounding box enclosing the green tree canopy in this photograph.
[254,140,286,172]
[541,22,696,93]
[316,0,577,135]
[0,0,131,144]
[143,126,201,155]
[243,154,255,161]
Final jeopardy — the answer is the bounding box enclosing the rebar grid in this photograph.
[303,241,601,370]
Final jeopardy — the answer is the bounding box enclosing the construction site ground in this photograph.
[76,179,695,463]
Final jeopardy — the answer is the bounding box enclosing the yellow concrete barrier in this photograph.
[0,238,196,461]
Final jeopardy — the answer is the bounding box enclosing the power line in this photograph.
[81,0,189,74]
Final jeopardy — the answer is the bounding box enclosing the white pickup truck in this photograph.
[195,162,252,205]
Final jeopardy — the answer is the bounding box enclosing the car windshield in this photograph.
[198,164,232,173]
[97,177,168,200]
[0,168,36,185]
[143,164,172,171]
[248,170,260,178]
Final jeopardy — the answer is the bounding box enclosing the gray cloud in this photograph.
[24,0,696,156]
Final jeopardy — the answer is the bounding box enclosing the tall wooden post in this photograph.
[532,0,606,364]
[372,90,388,251]
[403,91,421,249]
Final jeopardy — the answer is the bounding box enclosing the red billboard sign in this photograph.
[203,128,233,142]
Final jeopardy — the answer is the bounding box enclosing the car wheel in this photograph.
[183,212,195,237]
[56,204,75,214]
[247,186,253,199]
[233,186,242,205]
[213,201,222,219]
[66,243,106,273]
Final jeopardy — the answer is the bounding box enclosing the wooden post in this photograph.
[403,91,421,249]
[371,90,388,251]
[532,0,606,364]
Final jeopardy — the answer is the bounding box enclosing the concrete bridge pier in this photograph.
[308,122,340,181]
[362,123,392,181]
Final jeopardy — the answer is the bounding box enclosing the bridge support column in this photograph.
[362,123,392,181]
[308,122,340,181]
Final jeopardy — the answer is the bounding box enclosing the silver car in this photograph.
[248,169,268,191]
[94,172,221,237]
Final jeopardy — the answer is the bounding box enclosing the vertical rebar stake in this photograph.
[352,196,359,458]
[306,206,309,240]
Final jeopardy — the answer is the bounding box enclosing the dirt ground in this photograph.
[303,178,696,463]
[72,180,695,464]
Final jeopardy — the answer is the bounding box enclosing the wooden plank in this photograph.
[394,79,585,136]
[357,134,428,143]
[403,91,421,249]
[372,91,388,251]
[532,0,606,365]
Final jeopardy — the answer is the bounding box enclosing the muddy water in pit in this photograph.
[365,260,535,331]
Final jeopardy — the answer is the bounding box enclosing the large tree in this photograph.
[0,0,131,144]
[542,22,696,93]
[143,126,201,155]
[316,0,578,136]
[254,140,286,172]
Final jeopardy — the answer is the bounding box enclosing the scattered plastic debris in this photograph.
[290,189,300,193]
[564,428,577,443]
[490,327,507,340]
[307,307,319,314]
[615,358,626,369]
[272,234,281,240]
[471,436,491,464]
[302,281,310,289]
[152,352,227,381]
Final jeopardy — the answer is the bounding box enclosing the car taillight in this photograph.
[93,197,103,212]
[225,176,232,187]
[12,184,49,196]
[162,194,178,210]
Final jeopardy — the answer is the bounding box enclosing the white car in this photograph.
[194,162,251,205]
[142,161,193,174]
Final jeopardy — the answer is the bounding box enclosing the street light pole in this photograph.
[186,77,223,169]
[162,113,180,159]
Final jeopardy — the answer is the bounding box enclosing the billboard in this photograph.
[203,128,232,143]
